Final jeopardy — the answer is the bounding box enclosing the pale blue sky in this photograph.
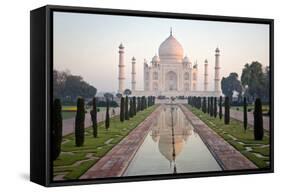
[54,11,269,93]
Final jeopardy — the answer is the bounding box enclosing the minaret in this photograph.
[204,59,208,91]
[118,43,125,93]
[214,47,220,93]
[192,61,198,91]
[143,59,148,91]
[131,57,136,91]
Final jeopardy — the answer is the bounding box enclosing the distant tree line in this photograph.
[221,61,269,104]
[53,69,97,104]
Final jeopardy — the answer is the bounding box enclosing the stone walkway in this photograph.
[226,107,270,131]
[179,105,257,170]
[80,105,162,179]
[63,108,120,136]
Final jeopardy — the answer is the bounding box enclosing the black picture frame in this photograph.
[30,4,274,187]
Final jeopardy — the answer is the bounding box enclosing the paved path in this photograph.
[180,105,257,170]
[80,105,162,179]
[63,108,120,136]
[222,107,270,131]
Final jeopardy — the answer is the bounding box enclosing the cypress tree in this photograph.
[193,97,196,108]
[52,98,62,160]
[192,96,196,107]
[219,96,223,120]
[120,97,124,122]
[125,96,129,120]
[243,97,248,132]
[202,97,207,113]
[129,98,134,118]
[133,96,136,116]
[75,97,85,147]
[224,96,230,125]
[214,97,217,118]
[137,97,141,112]
[90,97,98,137]
[105,99,110,129]
[202,97,205,112]
[210,97,213,117]
[141,96,145,110]
[207,97,210,114]
[145,97,148,109]
[254,98,264,140]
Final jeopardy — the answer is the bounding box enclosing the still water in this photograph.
[124,104,222,176]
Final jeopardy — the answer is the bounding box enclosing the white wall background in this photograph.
[0,0,279,191]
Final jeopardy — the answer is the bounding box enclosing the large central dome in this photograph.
[159,31,184,61]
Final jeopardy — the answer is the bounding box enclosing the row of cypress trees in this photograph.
[52,96,156,160]
[52,96,113,160]
[75,97,112,147]
[188,96,222,120]
[119,96,155,122]
[188,95,264,140]
[188,96,228,123]
[188,96,233,125]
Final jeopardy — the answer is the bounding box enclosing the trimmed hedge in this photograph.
[125,96,129,120]
[219,96,223,120]
[120,97,124,122]
[90,97,98,137]
[75,97,85,147]
[105,100,110,129]
[224,96,230,124]
[254,98,264,140]
[243,97,248,132]
[52,98,62,160]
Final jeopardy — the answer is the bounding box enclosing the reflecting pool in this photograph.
[124,104,222,176]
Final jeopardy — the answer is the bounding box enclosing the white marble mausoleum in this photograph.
[117,29,221,97]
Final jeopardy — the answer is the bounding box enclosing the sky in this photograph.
[53,11,270,93]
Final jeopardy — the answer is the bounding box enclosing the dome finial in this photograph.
[119,42,124,49]
[170,27,173,36]
[215,46,220,52]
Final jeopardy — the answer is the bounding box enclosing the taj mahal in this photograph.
[117,29,222,97]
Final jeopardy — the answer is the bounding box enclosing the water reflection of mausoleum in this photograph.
[150,105,195,165]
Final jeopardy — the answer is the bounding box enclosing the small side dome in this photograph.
[183,56,191,64]
[152,54,160,63]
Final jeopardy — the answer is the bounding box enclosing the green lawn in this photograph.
[62,106,77,120]
[62,106,77,111]
[62,112,76,120]
[231,104,269,113]
[53,105,157,180]
[185,105,270,169]
[61,106,108,120]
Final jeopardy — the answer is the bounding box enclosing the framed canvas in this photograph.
[30,5,274,187]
